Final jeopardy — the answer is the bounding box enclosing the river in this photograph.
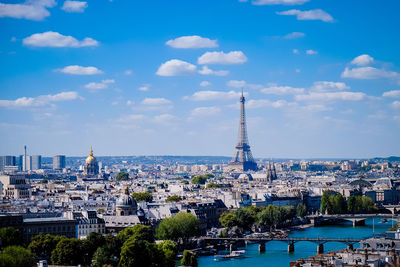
[198,217,393,266]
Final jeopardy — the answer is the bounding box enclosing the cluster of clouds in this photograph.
[157,36,247,77]
[341,54,400,80]
[0,0,88,21]
[23,31,98,47]
[239,0,334,23]
[0,91,81,108]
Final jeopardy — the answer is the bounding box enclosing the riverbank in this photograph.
[198,217,393,266]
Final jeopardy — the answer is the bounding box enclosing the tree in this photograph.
[156,212,200,242]
[92,246,115,267]
[181,250,197,267]
[321,191,334,214]
[235,208,255,229]
[28,233,65,262]
[206,183,220,189]
[157,240,177,267]
[50,238,83,266]
[81,232,105,265]
[116,172,129,181]
[332,194,347,214]
[117,225,154,244]
[219,211,238,228]
[191,175,209,185]
[166,195,182,202]
[119,239,165,267]
[0,227,23,249]
[0,246,36,267]
[132,192,153,202]
[296,203,307,218]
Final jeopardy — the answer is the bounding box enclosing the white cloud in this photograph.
[138,84,150,91]
[124,70,133,75]
[392,101,400,109]
[351,54,374,66]
[84,79,115,92]
[23,31,98,47]
[198,51,247,65]
[185,90,244,101]
[61,1,87,13]
[246,99,288,109]
[341,67,399,79]
[190,106,221,116]
[116,114,145,123]
[283,32,305,39]
[292,49,299,54]
[296,91,366,102]
[0,91,81,108]
[198,66,229,76]
[383,90,400,98]
[252,0,309,5]
[277,9,334,22]
[156,59,197,76]
[57,65,103,75]
[141,98,171,105]
[261,85,304,95]
[200,81,211,87]
[153,114,177,124]
[311,81,349,92]
[166,35,218,49]
[226,80,262,90]
[302,104,332,112]
[0,0,56,21]
[306,49,318,55]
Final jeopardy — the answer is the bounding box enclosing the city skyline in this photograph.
[1,0,400,158]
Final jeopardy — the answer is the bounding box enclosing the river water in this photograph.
[198,218,393,266]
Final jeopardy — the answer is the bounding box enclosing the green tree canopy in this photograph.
[296,203,307,218]
[117,225,154,244]
[0,227,23,249]
[28,233,65,263]
[132,192,153,202]
[81,232,106,265]
[219,211,238,228]
[191,175,209,185]
[119,239,165,267]
[206,183,220,189]
[181,250,198,267]
[116,171,129,181]
[0,246,36,267]
[92,245,115,267]
[156,212,200,242]
[50,238,83,266]
[157,240,177,267]
[166,195,182,202]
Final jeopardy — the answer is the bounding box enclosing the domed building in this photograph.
[84,147,99,176]
[116,187,137,216]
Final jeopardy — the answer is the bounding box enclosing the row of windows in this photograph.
[26,225,73,233]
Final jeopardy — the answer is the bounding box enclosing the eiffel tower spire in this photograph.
[229,91,258,171]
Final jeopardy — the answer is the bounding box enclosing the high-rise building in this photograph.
[53,155,66,170]
[0,156,16,171]
[31,155,42,170]
[228,91,258,172]
[23,155,32,171]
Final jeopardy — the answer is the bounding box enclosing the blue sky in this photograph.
[0,0,400,158]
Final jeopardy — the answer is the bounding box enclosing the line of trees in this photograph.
[0,212,201,267]
[320,191,377,215]
[219,205,298,231]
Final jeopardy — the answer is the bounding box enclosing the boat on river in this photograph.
[214,250,245,261]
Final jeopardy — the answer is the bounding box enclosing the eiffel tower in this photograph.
[228,91,258,171]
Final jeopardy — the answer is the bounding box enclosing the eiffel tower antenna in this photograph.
[228,90,258,171]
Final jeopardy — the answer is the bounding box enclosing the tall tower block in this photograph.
[228,92,258,171]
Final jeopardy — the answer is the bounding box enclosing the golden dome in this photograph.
[85,147,97,164]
